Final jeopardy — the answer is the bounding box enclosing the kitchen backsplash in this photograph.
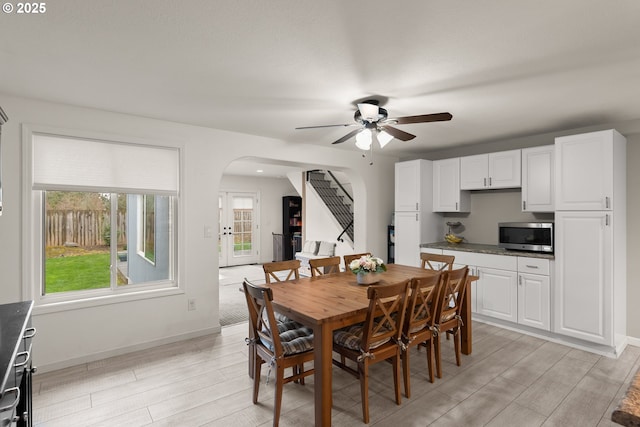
[440,189,553,245]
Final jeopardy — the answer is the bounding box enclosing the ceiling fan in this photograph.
[295,100,452,150]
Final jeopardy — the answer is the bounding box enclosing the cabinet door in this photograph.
[395,160,421,211]
[518,273,550,331]
[460,154,488,190]
[554,211,613,345]
[489,149,521,188]
[476,267,518,323]
[394,211,422,267]
[433,158,469,212]
[522,145,554,212]
[555,130,613,211]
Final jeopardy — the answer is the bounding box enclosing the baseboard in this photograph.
[627,335,640,348]
[37,325,221,373]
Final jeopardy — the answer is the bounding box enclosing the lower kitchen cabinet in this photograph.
[518,272,550,330]
[433,248,551,332]
[476,267,518,323]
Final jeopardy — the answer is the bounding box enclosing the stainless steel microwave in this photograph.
[498,222,554,253]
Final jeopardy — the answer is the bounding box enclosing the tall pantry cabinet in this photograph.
[394,160,442,267]
[554,129,626,351]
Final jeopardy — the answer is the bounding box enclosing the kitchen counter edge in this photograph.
[420,242,555,260]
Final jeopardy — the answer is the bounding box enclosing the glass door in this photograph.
[219,192,260,267]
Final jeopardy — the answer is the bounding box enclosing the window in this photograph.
[138,194,156,264]
[28,129,180,306]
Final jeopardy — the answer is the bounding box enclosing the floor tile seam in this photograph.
[481,379,547,426]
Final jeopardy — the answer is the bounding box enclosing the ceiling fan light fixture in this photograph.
[357,103,379,122]
[355,128,372,150]
[377,129,394,148]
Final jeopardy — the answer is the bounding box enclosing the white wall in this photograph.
[219,174,298,263]
[0,93,398,371]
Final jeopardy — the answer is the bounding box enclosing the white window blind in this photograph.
[32,134,179,195]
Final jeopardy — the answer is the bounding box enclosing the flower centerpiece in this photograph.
[349,255,387,285]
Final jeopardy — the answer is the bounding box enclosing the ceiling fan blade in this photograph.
[381,126,416,141]
[332,128,362,145]
[295,123,357,130]
[392,112,453,125]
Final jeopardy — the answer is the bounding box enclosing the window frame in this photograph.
[22,124,183,314]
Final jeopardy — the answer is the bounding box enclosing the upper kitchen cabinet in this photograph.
[395,159,431,212]
[460,149,521,190]
[555,129,626,211]
[433,158,470,212]
[521,145,554,212]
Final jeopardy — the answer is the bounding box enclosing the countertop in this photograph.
[0,301,33,397]
[420,242,555,260]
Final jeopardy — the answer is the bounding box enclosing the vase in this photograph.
[356,271,380,285]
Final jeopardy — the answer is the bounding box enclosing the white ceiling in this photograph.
[2,0,640,169]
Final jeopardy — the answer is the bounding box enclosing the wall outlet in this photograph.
[188,298,196,311]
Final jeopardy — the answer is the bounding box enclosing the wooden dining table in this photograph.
[266,263,476,427]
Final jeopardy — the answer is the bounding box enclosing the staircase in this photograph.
[306,170,354,243]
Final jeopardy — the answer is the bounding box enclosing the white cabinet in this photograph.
[396,212,430,267]
[555,130,624,211]
[432,158,470,212]
[441,249,551,331]
[443,250,518,321]
[554,211,613,345]
[460,150,521,190]
[395,159,430,212]
[517,257,551,331]
[554,129,626,349]
[395,160,442,267]
[476,267,519,323]
[521,145,554,212]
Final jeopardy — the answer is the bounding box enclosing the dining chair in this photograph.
[343,252,372,270]
[309,256,341,277]
[332,279,410,424]
[243,279,315,427]
[433,266,470,378]
[401,273,444,398]
[420,252,455,271]
[263,259,301,284]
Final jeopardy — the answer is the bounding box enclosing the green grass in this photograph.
[45,252,111,293]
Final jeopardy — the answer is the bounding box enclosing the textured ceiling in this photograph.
[1,0,640,163]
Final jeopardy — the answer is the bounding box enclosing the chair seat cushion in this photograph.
[261,326,314,355]
[333,324,391,351]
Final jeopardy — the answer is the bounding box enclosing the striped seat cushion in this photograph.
[260,326,314,355]
[333,323,391,351]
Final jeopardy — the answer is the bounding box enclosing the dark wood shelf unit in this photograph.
[282,196,302,260]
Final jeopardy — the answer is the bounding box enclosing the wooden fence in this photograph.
[46,210,127,247]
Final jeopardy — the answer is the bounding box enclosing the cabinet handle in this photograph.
[525,265,539,269]
[489,177,492,186]
[483,177,487,187]
[455,202,458,211]
[0,387,20,413]
[23,327,36,340]
[606,214,610,226]
[416,202,419,211]
[14,350,31,368]
[519,275,522,285]
[523,201,526,210]
[606,196,610,209]
[416,213,418,221]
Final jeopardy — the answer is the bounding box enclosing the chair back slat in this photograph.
[361,280,410,352]
[243,279,283,357]
[434,266,469,325]
[404,274,442,337]
[420,253,455,272]
[263,260,301,284]
[309,256,341,277]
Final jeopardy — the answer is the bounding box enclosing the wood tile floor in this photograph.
[32,321,639,426]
